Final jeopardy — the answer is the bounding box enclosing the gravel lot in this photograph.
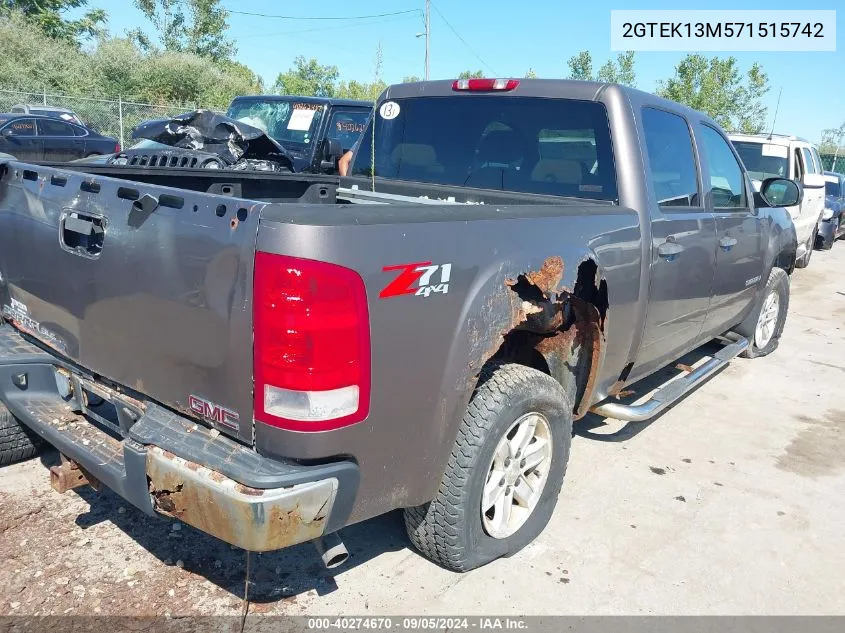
[1,246,844,617]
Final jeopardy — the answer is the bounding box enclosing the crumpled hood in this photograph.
[131,109,294,171]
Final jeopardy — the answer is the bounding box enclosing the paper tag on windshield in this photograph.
[379,101,400,120]
[761,143,788,158]
[287,108,316,131]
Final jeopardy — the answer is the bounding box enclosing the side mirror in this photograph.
[1,129,13,137]
[759,177,802,208]
[324,138,342,159]
[320,138,343,172]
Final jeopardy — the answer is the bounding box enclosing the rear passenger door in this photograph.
[638,107,717,368]
[698,124,764,336]
[36,118,83,161]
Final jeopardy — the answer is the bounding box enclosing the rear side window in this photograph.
[641,108,700,207]
[699,125,747,209]
[801,147,817,175]
[810,147,823,174]
[37,119,73,136]
[352,96,617,201]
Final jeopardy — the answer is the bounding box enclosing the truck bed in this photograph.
[0,158,642,522]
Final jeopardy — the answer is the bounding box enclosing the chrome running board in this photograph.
[590,334,749,422]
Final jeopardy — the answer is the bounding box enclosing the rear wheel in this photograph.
[0,403,44,466]
[739,267,790,358]
[404,363,572,572]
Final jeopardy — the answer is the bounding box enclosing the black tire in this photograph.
[737,267,790,359]
[404,363,573,572]
[0,403,44,466]
[821,233,834,251]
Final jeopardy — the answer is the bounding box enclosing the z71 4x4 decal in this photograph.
[379,262,452,299]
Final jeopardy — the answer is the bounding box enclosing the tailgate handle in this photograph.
[60,212,105,259]
[128,193,159,228]
[133,193,159,214]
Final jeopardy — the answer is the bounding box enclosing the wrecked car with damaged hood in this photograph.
[76,96,371,175]
[0,79,799,572]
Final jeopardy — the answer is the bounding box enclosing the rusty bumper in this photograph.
[146,447,337,551]
[0,322,360,553]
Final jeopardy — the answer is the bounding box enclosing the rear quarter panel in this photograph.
[255,202,641,523]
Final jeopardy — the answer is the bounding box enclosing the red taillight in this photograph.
[115,143,121,153]
[253,252,370,432]
[452,78,519,92]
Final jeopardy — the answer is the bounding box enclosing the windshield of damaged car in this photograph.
[350,96,617,201]
[732,141,789,181]
[226,99,324,148]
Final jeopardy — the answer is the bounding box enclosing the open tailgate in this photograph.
[0,161,263,444]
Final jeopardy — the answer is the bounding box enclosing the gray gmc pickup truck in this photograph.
[0,79,799,572]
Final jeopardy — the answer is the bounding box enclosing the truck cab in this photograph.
[730,133,827,267]
[226,95,371,173]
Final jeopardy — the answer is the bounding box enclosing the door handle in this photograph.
[657,239,684,261]
[719,237,738,251]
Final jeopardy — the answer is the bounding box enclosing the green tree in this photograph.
[130,0,235,62]
[0,12,257,111]
[273,56,339,97]
[336,79,386,101]
[525,68,537,79]
[819,122,845,154]
[0,0,106,42]
[337,44,387,101]
[403,75,422,83]
[0,9,87,91]
[597,51,636,87]
[458,70,484,79]
[656,54,770,133]
[566,51,593,81]
[567,50,636,86]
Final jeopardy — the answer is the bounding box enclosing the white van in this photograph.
[730,134,826,268]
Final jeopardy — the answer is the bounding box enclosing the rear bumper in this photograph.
[0,322,359,552]
[817,218,836,245]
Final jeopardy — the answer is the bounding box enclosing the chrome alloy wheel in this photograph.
[481,412,553,539]
[755,290,780,348]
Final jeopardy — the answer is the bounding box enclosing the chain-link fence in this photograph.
[0,88,221,148]
[820,152,841,173]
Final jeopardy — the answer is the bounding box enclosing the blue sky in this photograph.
[76,0,842,143]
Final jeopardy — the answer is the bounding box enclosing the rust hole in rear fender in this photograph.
[484,257,608,418]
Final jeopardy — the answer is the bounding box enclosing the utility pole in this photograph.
[424,0,430,80]
[416,1,431,80]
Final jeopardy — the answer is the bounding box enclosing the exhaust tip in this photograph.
[313,532,349,569]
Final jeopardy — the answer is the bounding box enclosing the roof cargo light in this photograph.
[452,78,520,92]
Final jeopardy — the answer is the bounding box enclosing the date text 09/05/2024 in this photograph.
[306,618,528,630]
[622,22,824,39]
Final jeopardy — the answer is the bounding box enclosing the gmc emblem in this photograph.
[188,394,240,431]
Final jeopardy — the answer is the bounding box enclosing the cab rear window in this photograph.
[352,96,617,201]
